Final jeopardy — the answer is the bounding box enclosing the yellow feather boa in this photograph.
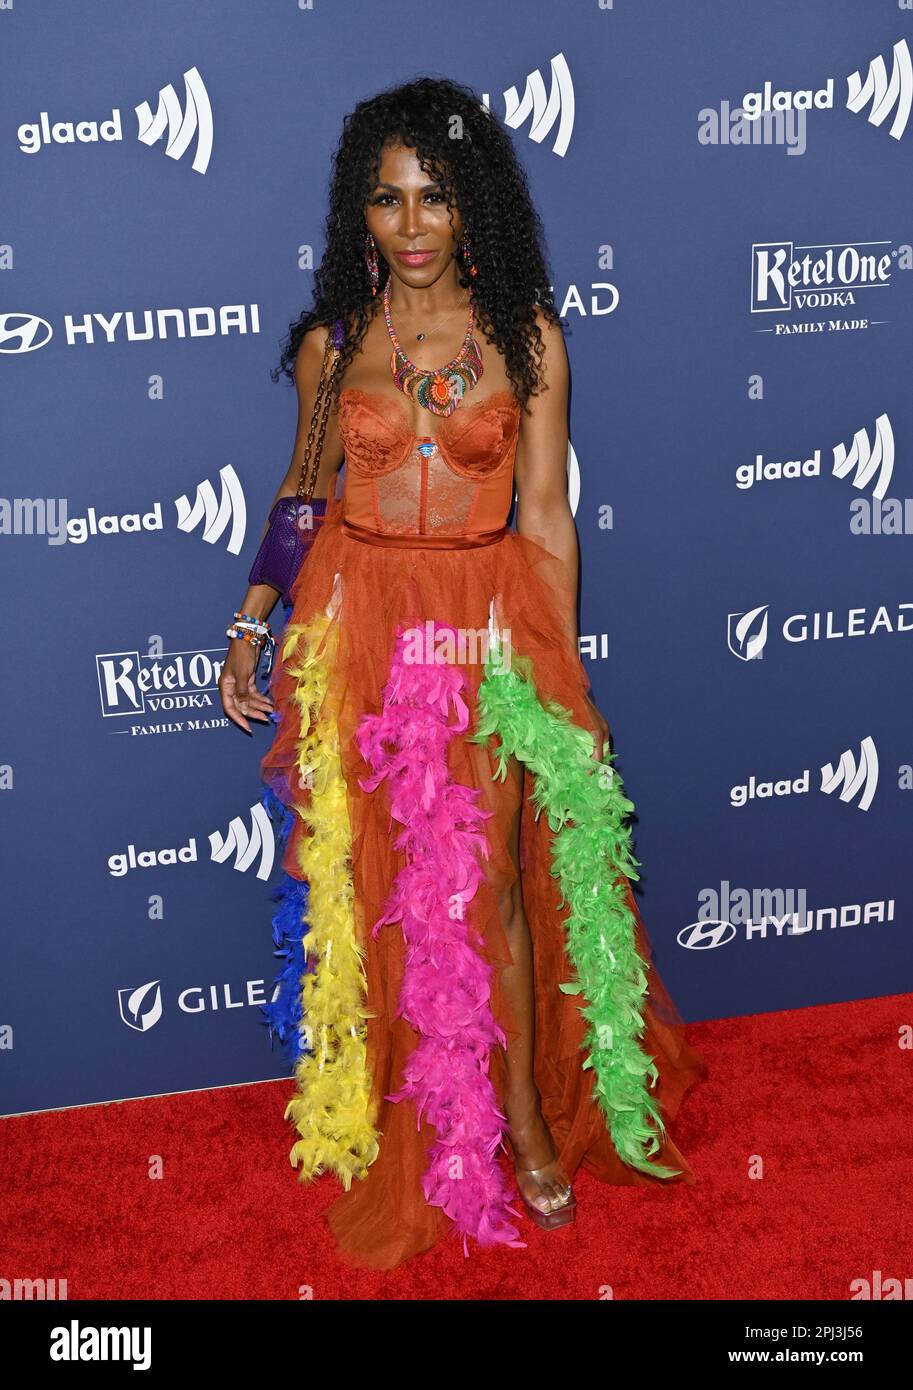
[280,606,379,1189]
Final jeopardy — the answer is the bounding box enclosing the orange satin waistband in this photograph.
[341,517,508,549]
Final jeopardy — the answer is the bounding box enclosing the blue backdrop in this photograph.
[2,0,910,1117]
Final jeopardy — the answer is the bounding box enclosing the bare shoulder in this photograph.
[515,305,567,431]
[514,306,569,477]
[531,304,569,392]
[287,321,344,486]
[292,322,335,396]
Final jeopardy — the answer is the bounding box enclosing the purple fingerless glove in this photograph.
[248,495,327,609]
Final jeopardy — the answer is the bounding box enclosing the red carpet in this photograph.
[2,993,910,1300]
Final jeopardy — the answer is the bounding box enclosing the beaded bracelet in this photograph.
[226,624,266,648]
[233,611,272,631]
[228,612,272,642]
[227,610,276,679]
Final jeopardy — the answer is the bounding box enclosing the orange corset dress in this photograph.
[338,385,520,546]
[258,384,708,1271]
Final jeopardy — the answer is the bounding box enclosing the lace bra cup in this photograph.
[337,387,521,539]
[338,387,520,478]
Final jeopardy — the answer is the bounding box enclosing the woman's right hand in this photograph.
[219,637,275,735]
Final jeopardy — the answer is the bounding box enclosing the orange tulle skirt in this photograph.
[260,489,708,1269]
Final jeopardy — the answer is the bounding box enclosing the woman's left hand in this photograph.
[582,692,610,762]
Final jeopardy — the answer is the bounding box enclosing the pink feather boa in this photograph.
[355,621,526,1255]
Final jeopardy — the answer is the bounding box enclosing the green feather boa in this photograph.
[470,637,682,1179]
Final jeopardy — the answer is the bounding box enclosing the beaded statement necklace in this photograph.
[383,274,483,417]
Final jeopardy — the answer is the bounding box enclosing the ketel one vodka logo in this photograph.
[751,240,893,315]
[96,647,226,718]
[738,38,912,141]
[482,53,574,157]
[17,65,213,173]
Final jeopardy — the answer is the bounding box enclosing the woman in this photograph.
[219,76,707,1270]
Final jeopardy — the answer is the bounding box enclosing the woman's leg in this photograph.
[498,752,573,1214]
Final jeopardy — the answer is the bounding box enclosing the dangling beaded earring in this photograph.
[459,231,477,280]
[365,230,379,296]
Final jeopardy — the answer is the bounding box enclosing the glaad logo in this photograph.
[821,737,879,813]
[208,802,276,880]
[735,413,894,500]
[96,647,226,718]
[17,65,213,174]
[727,601,912,661]
[175,466,247,554]
[833,416,895,499]
[135,65,213,174]
[846,41,913,140]
[738,38,911,141]
[108,803,276,880]
[40,466,246,551]
[0,303,259,354]
[117,977,281,1034]
[750,240,893,315]
[0,313,53,353]
[731,736,879,811]
[482,53,574,157]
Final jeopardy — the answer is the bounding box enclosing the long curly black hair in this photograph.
[270,75,563,411]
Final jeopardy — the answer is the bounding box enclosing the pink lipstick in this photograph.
[394,250,437,265]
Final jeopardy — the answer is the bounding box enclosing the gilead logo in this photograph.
[118,981,163,1033]
[727,602,913,661]
[117,979,280,1033]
